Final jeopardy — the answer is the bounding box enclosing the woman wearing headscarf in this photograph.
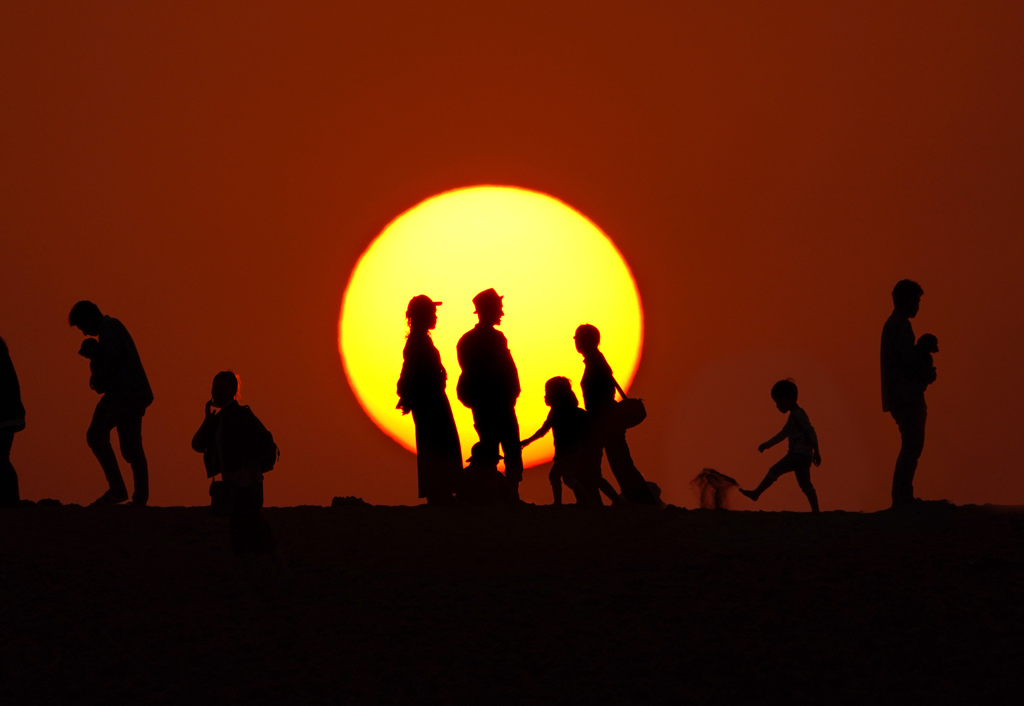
[397,295,462,504]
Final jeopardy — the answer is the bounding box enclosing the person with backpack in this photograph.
[456,288,524,500]
[191,371,277,555]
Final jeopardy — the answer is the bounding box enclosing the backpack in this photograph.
[243,406,280,473]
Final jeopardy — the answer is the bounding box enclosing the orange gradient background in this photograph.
[2,2,1023,509]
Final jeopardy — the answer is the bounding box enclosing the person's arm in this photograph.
[396,342,425,415]
[758,424,788,453]
[191,402,217,452]
[521,417,553,447]
[809,425,822,466]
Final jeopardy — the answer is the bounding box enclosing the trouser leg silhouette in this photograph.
[87,395,148,503]
[891,398,926,506]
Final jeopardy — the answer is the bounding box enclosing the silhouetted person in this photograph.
[740,379,821,512]
[521,376,603,505]
[914,333,939,392]
[456,289,524,500]
[574,324,655,504]
[69,301,153,506]
[397,295,462,505]
[460,442,511,504]
[881,279,928,508]
[192,371,276,555]
[0,337,25,508]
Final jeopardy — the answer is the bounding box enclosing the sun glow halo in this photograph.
[339,186,643,470]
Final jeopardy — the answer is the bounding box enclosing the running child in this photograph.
[740,379,822,512]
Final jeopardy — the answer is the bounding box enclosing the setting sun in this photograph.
[339,185,643,469]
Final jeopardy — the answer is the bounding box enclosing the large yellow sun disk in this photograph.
[339,186,643,471]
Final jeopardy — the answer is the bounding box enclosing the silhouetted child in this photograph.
[914,333,939,392]
[521,377,603,505]
[740,379,821,512]
[460,442,510,504]
[77,337,110,394]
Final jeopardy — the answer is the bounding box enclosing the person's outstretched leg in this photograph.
[117,410,148,506]
[741,458,790,502]
[87,397,128,503]
[794,460,819,513]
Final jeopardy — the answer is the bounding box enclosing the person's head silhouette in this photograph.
[466,441,502,467]
[917,333,939,354]
[544,376,579,409]
[770,378,799,413]
[574,324,600,356]
[211,371,239,408]
[472,289,504,326]
[78,337,101,360]
[68,300,103,336]
[892,280,924,319]
[406,295,441,333]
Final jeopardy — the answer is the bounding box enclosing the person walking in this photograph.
[740,379,822,512]
[574,324,656,504]
[69,301,153,506]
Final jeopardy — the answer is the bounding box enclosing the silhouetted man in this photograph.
[456,289,524,500]
[881,279,927,508]
[0,336,25,507]
[70,301,154,506]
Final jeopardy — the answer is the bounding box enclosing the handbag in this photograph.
[611,375,647,429]
[616,396,647,429]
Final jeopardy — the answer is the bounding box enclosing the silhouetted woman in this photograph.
[0,336,25,507]
[574,324,657,504]
[397,296,462,504]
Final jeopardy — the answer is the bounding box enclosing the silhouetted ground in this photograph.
[2,502,1022,703]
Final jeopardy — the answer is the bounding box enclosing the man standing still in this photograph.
[456,289,524,500]
[70,301,154,506]
[881,280,926,508]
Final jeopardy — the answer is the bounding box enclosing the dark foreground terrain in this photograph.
[2,502,1022,703]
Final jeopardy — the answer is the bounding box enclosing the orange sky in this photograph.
[2,1,1023,510]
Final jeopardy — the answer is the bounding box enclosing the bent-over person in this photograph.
[69,301,153,506]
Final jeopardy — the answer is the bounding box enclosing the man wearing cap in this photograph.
[456,288,524,500]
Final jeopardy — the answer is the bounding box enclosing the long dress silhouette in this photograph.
[398,296,462,504]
